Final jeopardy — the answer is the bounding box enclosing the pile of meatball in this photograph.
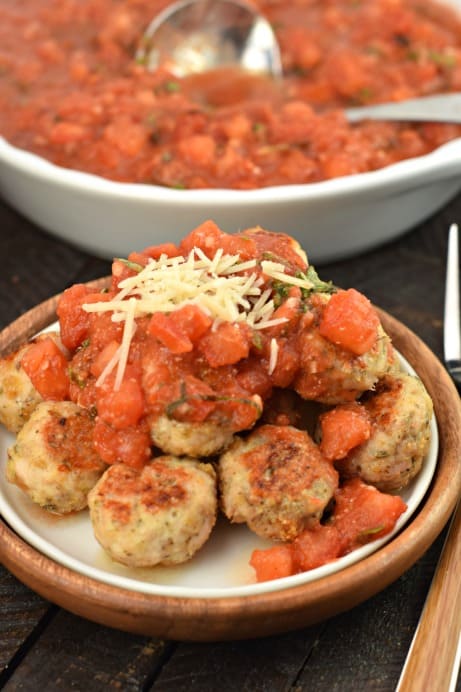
[0,231,433,575]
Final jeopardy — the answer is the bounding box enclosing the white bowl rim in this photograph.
[1,132,461,206]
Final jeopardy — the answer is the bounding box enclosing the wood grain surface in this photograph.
[0,194,460,690]
[397,499,461,692]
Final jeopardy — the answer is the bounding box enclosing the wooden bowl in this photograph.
[0,287,460,641]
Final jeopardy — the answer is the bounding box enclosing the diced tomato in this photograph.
[139,242,180,260]
[250,544,295,582]
[90,340,120,378]
[178,219,257,260]
[148,305,212,354]
[174,304,212,342]
[111,259,138,291]
[319,402,371,461]
[268,287,302,336]
[240,227,307,271]
[154,375,217,423]
[93,418,151,468]
[56,283,92,351]
[291,524,342,571]
[148,312,194,354]
[319,288,380,355]
[268,340,299,388]
[21,336,70,400]
[179,220,228,257]
[198,322,251,367]
[333,478,407,553]
[88,308,123,350]
[96,367,145,429]
[126,251,150,268]
[236,356,273,398]
[217,393,262,431]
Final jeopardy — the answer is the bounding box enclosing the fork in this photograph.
[444,223,461,389]
[396,223,461,692]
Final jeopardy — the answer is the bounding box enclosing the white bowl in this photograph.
[1,0,461,265]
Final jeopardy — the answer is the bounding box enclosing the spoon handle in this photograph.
[396,501,461,692]
[346,93,461,123]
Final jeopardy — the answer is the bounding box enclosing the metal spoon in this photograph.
[345,93,461,124]
[137,0,461,124]
[136,0,282,78]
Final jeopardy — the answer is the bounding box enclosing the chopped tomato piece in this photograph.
[21,336,70,400]
[240,228,307,271]
[87,308,123,350]
[57,285,112,351]
[148,312,193,354]
[126,251,150,268]
[148,305,212,354]
[141,242,180,260]
[236,356,273,398]
[319,402,371,460]
[266,287,302,338]
[198,322,251,367]
[179,220,229,258]
[93,418,151,468]
[155,375,217,423]
[127,243,181,267]
[217,393,262,431]
[250,544,295,582]
[291,524,342,571]
[111,258,139,289]
[319,288,380,355]
[333,478,407,553]
[96,367,145,429]
[90,340,120,378]
[174,304,212,342]
[179,219,257,260]
[56,283,92,351]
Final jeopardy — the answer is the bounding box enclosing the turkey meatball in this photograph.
[88,456,217,567]
[294,294,398,404]
[6,400,107,513]
[149,415,235,457]
[219,424,338,542]
[336,373,433,492]
[0,332,67,433]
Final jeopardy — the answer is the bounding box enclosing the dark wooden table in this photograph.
[0,192,460,692]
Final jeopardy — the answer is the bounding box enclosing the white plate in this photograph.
[0,349,438,599]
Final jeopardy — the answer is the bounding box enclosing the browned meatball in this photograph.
[88,456,217,567]
[219,424,338,542]
[293,294,398,404]
[336,373,433,491]
[6,400,107,513]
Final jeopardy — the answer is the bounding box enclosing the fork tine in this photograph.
[444,223,461,385]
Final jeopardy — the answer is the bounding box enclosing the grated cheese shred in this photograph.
[268,338,279,375]
[84,248,312,387]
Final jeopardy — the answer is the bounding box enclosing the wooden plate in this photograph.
[0,287,460,641]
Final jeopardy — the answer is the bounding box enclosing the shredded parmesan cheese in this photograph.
[268,338,279,375]
[83,247,309,386]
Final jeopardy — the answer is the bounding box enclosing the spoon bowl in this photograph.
[137,0,282,78]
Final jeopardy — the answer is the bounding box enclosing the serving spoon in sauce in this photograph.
[136,0,282,78]
[138,0,461,123]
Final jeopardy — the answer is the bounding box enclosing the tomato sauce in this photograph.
[0,0,461,188]
[48,221,384,467]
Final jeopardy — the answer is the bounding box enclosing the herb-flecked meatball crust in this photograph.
[219,424,338,542]
[336,372,433,492]
[6,400,107,513]
[88,456,218,567]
